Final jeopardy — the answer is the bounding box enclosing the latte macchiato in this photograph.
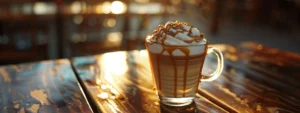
[145,21,223,106]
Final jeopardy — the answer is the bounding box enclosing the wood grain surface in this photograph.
[72,51,228,113]
[72,43,300,113]
[199,43,300,113]
[0,59,92,113]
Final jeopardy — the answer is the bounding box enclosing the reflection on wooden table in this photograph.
[72,50,226,113]
[0,60,92,113]
[72,43,300,113]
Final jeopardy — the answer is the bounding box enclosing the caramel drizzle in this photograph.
[151,21,204,45]
[158,46,190,97]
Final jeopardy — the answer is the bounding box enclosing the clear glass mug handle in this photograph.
[201,47,224,82]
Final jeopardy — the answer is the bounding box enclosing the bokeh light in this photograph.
[33,2,56,15]
[129,3,162,14]
[107,32,122,43]
[103,18,116,27]
[71,33,81,43]
[107,18,116,27]
[33,2,47,15]
[111,1,127,14]
[102,1,111,14]
[95,4,102,14]
[97,92,109,99]
[71,1,82,14]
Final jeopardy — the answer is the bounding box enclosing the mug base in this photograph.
[159,96,194,107]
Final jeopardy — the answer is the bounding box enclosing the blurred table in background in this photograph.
[0,0,178,65]
[1,0,299,65]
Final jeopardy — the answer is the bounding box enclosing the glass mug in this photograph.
[145,42,224,106]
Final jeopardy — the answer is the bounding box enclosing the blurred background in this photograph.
[0,0,299,65]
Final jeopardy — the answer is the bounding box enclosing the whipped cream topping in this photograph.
[146,21,206,45]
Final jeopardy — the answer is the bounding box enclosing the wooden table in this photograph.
[1,43,300,113]
[0,60,92,113]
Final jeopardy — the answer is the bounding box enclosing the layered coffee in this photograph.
[146,21,207,98]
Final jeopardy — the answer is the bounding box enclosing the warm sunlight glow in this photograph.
[95,4,102,14]
[100,52,128,83]
[110,96,116,99]
[139,50,148,57]
[129,3,162,14]
[110,88,119,95]
[98,92,109,99]
[107,32,122,43]
[101,84,107,89]
[71,1,82,14]
[111,1,127,14]
[102,1,111,14]
[107,18,116,27]
[96,79,101,85]
[33,2,47,15]
[103,18,116,27]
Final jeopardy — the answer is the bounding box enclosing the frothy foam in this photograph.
[146,21,207,56]
[146,21,206,45]
[147,43,205,56]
